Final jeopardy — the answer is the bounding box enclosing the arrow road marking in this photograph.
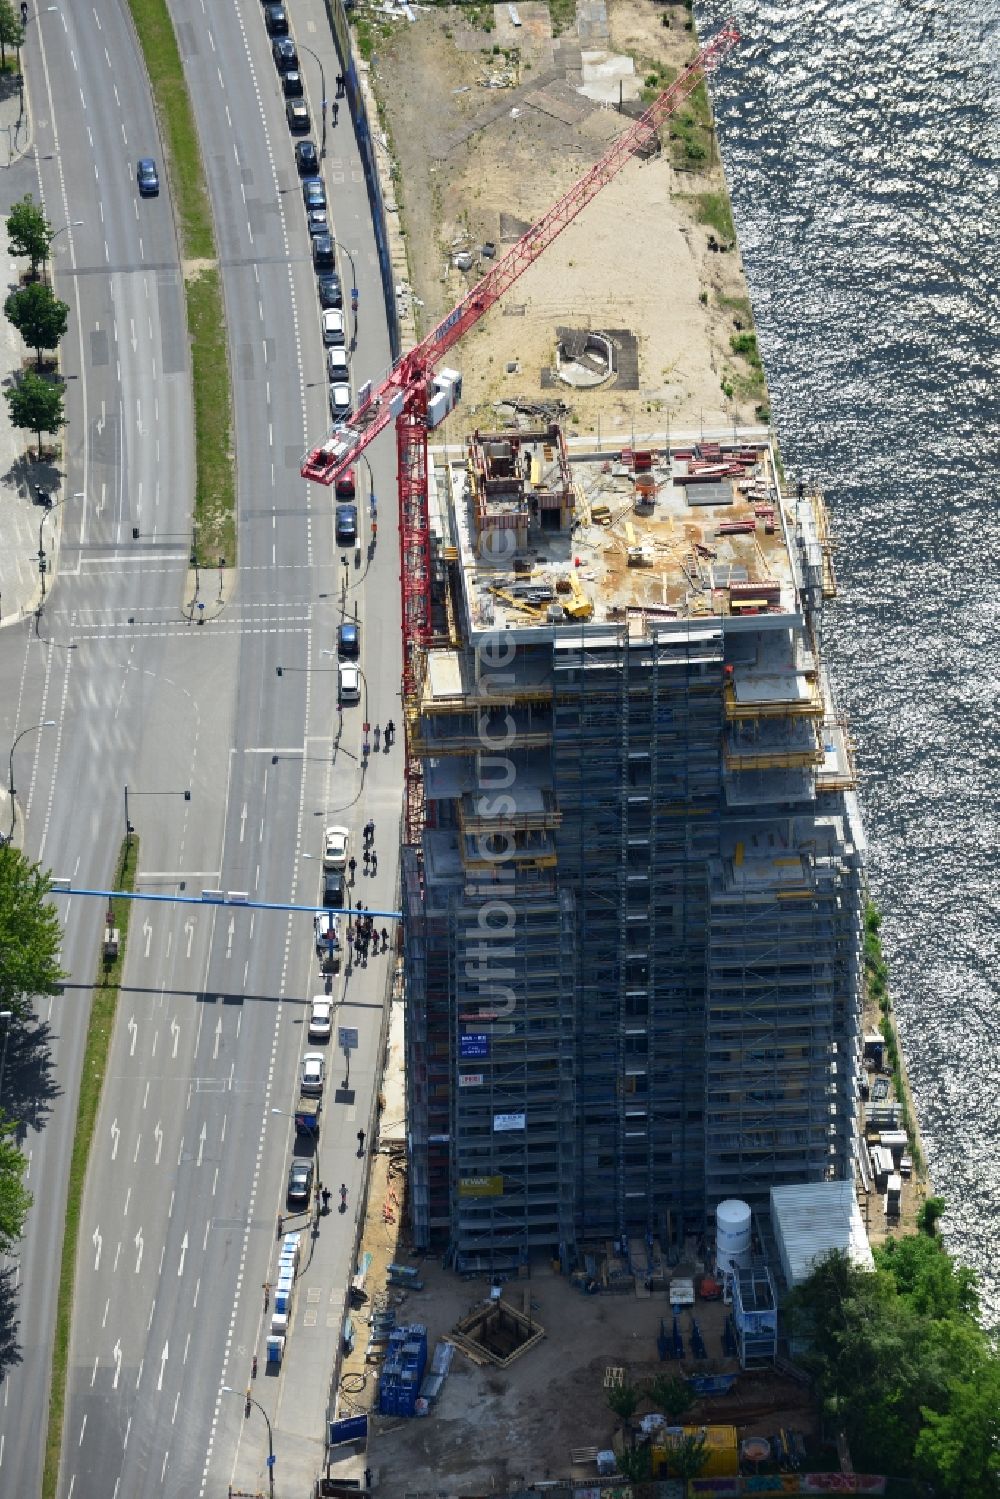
[177,1232,188,1277]
[184,920,194,959]
[171,1016,180,1059]
[113,1340,122,1390]
[110,1118,119,1161]
[154,1121,163,1165]
[92,1225,101,1271]
[128,1016,138,1058]
[226,916,235,958]
[143,919,152,958]
[212,1017,222,1061]
[239,801,247,843]
[196,1123,206,1168]
[158,1342,168,1391]
[134,1228,143,1275]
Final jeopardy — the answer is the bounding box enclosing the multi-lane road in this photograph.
[0,0,400,1494]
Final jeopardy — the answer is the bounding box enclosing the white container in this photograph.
[271,1312,289,1335]
[266,1335,284,1366]
[715,1198,752,1276]
[274,1286,290,1313]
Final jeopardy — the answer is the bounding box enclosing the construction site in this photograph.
[307,3,928,1492]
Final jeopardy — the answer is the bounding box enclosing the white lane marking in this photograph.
[92,1225,101,1271]
[197,1123,206,1167]
[178,1231,189,1276]
[154,1121,163,1164]
[158,1343,169,1391]
[110,1118,119,1159]
[113,1340,122,1390]
[134,1228,143,1274]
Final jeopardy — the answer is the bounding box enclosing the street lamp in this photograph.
[0,1011,13,1099]
[336,240,360,344]
[297,43,327,160]
[7,719,55,842]
[220,1386,275,1498]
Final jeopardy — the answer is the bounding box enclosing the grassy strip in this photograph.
[42,839,139,1499]
[186,270,236,564]
[125,0,235,564]
[864,897,925,1175]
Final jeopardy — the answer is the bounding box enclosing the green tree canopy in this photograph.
[0,1,23,69]
[0,844,65,1019]
[787,1236,1000,1494]
[5,194,50,274]
[4,282,70,367]
[0,1113,31,1254]
[645,1373,693,1420]
[4,368,66,455]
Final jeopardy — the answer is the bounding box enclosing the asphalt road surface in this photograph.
[0,3,196,1492]
[27,1,400,1497]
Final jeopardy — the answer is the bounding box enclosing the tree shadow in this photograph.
[3,1013,61,1141]
[0,1265,22,1382]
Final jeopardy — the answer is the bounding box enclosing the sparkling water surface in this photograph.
[696,0,1000,1317]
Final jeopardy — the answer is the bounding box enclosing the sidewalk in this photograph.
[0,71,69,636]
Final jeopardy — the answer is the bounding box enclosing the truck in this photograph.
[294,1090,322,1136]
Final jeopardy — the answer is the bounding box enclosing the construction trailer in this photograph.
[402,435,865,1270]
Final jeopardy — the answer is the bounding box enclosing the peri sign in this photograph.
[493,1112,526,1132]
[460,1033,489,1059]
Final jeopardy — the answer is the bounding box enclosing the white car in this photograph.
[322,308,346,347]
[323,825,349,870]
[330,383,352,419]
[308,996,332,1041]
[327,346,349,379]
[313,910,340,954]
[338,662,361,704]
[300,1052,326,1094]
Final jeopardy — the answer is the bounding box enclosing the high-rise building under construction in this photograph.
[402,426,864,1271]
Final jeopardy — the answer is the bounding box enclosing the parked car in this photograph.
[330,383,352,420]
[272,37,297,71]
[322,309,346,347]
[286,100,311,135]
[338,621,359,658]
[264,3,289,36]
[323,825,349,869]
[317,273,342,310]
[335,502,357,545]
[313,911,339,956]
[287,1156,314,1207]
[282,69,304,98]
[335,466,356,496]
[307,209,330,239]
[308,997,333,1042]
[327,346,349,380]
[338,663,361,705]
[295,139,319,176]
[312,234,335,271]
[302,177,327,211]
[300,1052,327,1094]
[136,158,159,197]
[322,867,344,907]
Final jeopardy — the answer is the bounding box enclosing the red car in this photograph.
[335,468,356,498]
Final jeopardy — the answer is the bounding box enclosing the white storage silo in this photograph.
[715,1198,752,1277]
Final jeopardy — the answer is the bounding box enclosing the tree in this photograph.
[645,1373,694,1420]
[606,1380,642,1447]
[0,845,65,1020]
[917,1195,947,1237]
[0,1,23,69]
[876,1230,979,1319]
[916,1364,1000,1497]
[6,194,52,277]
[615,1444,652,1483]
[0,1114,31,1254]
[4,368,66,456]
[4,282,69,368]
[666,1431,709,1483]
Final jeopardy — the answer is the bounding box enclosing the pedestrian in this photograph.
[357,1129,366,1154]
[381,926,389,951]
[371,849,378,875]
[339,1182,348,1211]
[336,72,344,97]
[316,1178,324,1204]
[332,101,339,126]
[322,1186,331,1214]
[348,855,356,883]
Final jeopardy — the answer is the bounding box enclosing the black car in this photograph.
[295,140,319,176]
[317,273,342,310]
[323,867,345,908]
[136,158,159,197]
[287,1157,314,1208]
[338,621,360,658]
[263,3,288,36]
[281,69,304,99]
[335,504,358,546]
[312,234,335,271]
[286,100,311,135]
[272,37,297,72]
[302,177,326,210]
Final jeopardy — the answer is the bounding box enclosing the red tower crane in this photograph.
[301,20,739,831]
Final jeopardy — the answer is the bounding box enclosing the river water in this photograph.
[695,0,1000,1316]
